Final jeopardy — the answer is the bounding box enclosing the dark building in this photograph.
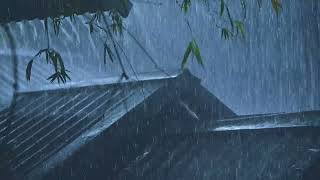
[0,70,236,180]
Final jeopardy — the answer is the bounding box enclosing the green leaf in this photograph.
[181,0,191,13]
[27,48,70,84]
[181,40,204,69]
[110,11,123,35]
[221,28,230,40]
[63,71,71,81]
[191,40,204,68]
[234,20,245,38]
[47,73,58,83]
[220,0,225,16]
[181,41,193,69]
[25,49,47,81]
[271,0,281,15]
[26,60,34,81]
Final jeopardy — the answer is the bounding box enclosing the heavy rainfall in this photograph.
[0,0,319,180]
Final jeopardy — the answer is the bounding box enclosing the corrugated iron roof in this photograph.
[116,122,320,180]
[0,70,238,179]
[0,0,132,24]
[0,71,166,175]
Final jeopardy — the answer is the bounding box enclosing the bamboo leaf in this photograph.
[181,0,191,13]
[110,11,123,35]
[63,71,71,81]
[191,40,204,68]
[221,28,230,40]
[234,20,245,38]
[60,73,66,83]
[26,60,34,81]
[271,0,281,15]
[47,73,57,83]
[220,0,225,16]
[181,41,193,69]
[25,49,47,81]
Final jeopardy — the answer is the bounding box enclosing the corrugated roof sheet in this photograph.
[0,69,239,179]
[116,125,320,180]
[0,73,167,175]
[0,0,132,23]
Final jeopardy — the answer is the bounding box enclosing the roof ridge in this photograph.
[18,69,183,94]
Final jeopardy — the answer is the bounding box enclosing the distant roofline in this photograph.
[202,110,320,132]
[18,69,185,94]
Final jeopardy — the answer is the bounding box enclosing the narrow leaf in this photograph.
[226,6,234,30]
[221,28,230,40]
[220,0,225,16]
[64,71,71,81]
[234,20,245,38]
[271,0,281,15]
[26,60,34,81]
[191,40,204,68]
[181,41,193,69]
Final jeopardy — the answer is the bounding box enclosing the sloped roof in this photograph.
[0,70,236,179]
[0,70,175,176]
[116,111,320,180]
[0,0,132,23]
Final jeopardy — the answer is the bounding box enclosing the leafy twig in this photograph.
[26,48,71,84]
[181,39,204,69]
[101,13,129,80]
[122,26,170,76]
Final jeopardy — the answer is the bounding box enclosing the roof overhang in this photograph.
[201,110,320,132]
[0,0,132,23]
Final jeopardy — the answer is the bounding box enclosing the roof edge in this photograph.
[0,0,132,24]
[24,80,160,180]
[202,110,320,132]
[17,69,203,96]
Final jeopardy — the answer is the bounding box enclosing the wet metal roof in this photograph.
[0,0,132,23]
[0,70,236,179]
[0,72,165,175]
[116,126,320,180]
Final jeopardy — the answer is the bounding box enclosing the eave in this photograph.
[0,0,132,24]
